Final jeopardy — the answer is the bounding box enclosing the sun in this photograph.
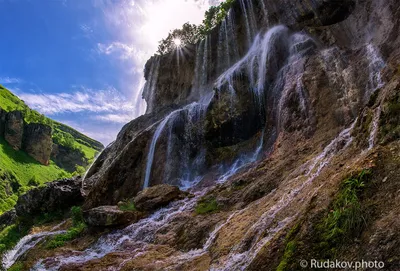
[173,38,182,47]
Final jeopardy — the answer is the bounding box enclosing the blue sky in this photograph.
[0,0,218,145]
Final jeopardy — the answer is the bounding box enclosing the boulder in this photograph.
[83,206,143,227]
[15,177,84,217]
[134,184,190,212]
[22,123,53,165]
[4,110,24,150]
[0,209,16,230]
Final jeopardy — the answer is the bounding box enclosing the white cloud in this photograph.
[16,86,136,116]
[0,77,22,84]
[96,42,148,63]
[94,113,135,123]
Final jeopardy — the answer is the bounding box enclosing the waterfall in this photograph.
[210,120,357,270]
[239,0,257,47]
[143,91,214,190]
[143,110,181,189]
[217,11,238,74]
[216,25,291,103]
[2,230,66,269]
[365,44,385,101]
[217,129,264,183]
[143,56,161,113]
[368,106,382,150]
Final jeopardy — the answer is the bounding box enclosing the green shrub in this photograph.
[8,262,24,271]
[316,169,371,257]
[27,175,40,187]
[195,197,220,215]
[118,200,136,212]
[71,206,84,226]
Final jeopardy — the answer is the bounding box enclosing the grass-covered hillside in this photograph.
[0,85,103,160]
[0,85,104,214]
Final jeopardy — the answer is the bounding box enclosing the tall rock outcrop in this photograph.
[22,123,53,165]
[0,108,6,136]
[4,111,24,150]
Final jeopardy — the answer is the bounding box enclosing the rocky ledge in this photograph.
[15,176,84,217]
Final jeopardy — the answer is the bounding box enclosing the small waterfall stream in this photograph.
[3,230,66,269]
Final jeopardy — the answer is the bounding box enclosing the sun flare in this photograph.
[173,38,182,47]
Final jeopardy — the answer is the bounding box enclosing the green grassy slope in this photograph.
[0,137,70,213]
[0,85,103,160]
[0,85,104,214]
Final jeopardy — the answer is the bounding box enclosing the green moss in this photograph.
[8,262,25,271]
[46,222,86,249]
[45,206,86,249]
[276,241,297,271]
[380,94,400,144]
[71,206,84,226]
[275,222,301,271]
[118,200,136,212]
[315,169,371,258]
[195,197,220,215]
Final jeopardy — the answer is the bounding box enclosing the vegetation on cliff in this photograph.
[157,0,234,54]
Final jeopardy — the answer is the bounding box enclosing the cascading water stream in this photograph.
[210,119,357,271]
[239,0,257,47]
[2,230,66,269]
[143,110,181,189]
[143,56,161,113]
[31,191,206,271]
[365,44,385,99]
[368,106,382,150]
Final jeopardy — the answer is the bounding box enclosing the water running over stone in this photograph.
[3,230,66,269]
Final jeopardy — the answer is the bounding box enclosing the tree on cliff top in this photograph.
[157,23,199,55]
[157,0,234,55]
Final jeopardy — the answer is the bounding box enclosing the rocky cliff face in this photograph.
[4,111,24,151]
[9,0,400,270]
[51,143,89,172]
[22,123,53,165]
[0,110,52,165]
[84,0,390,208]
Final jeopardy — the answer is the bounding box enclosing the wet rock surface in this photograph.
[83,206,144,227]
[134,184,190,212]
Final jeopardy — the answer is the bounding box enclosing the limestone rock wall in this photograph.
[22,123,53,165]
[0,110,53,165]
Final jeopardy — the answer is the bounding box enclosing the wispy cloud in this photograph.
[16,85,136,117]
[0,77,22,84]
[94,113,135,123]
[96,42,148,64]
